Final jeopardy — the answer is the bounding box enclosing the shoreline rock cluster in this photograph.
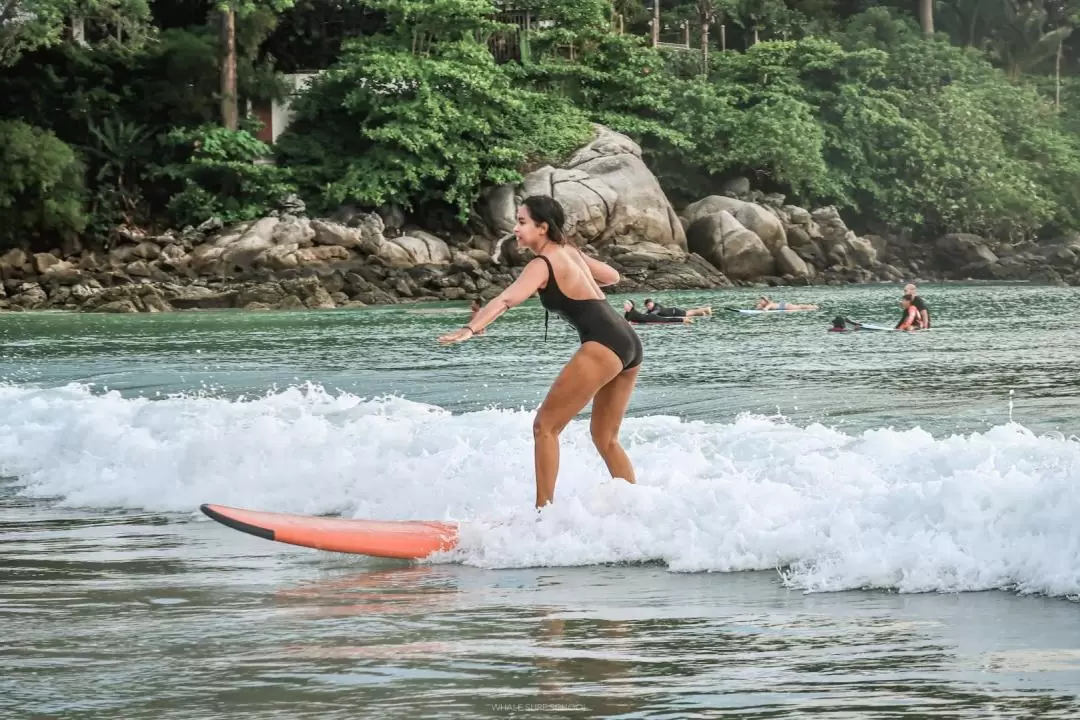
[2,125,1078,314]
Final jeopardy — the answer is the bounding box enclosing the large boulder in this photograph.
[273,216,316,247]
[0,249,29,280]
[482,124,687,253]
[388,232,452,266]
[10,282,47,309]
[776,246,811,278]
[681,195,787,254]
[686,211,775,280]
[935,233,999,278]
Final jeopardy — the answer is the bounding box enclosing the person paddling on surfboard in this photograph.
[624,300,691,325]
[755,296,819,311]
[828,316,850,332]
[438,196,643,509]
[644,298,712,318]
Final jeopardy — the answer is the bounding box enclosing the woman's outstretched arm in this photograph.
[437,258,548,345]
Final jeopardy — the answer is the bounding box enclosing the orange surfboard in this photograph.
[200,504,459,560]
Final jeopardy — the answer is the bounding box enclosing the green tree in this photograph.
[0,0,151,67]
[151,123,297,226]
[0,120,87,249]
[215,0,294,129]
[275,0,590,218]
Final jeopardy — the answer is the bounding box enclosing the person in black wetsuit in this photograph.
[624,300,690,324]
[643,298,712,317]
[438,195,643,509]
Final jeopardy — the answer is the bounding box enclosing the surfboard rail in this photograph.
[200,503,459,559]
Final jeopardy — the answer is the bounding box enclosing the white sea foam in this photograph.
[2,382,1078,598]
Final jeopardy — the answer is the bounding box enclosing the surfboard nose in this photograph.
[200,503,276,541]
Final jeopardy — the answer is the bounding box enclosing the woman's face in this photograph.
[514,205,548,251]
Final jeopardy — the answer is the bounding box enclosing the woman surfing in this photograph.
[437,196,642,509]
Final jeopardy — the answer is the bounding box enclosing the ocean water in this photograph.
[2,282,1079,718]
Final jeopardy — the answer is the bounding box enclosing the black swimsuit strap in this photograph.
[538,255,554,342]
[537,255,556,286]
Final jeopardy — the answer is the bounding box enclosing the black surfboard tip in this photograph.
[200,503,276,541]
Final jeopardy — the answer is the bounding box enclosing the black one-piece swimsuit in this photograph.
[536,255,643,370]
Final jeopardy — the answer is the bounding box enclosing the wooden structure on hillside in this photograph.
[646,0,729,75]
[489,9,535,64]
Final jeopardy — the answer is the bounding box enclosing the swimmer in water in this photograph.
[756,295,819,311]
[438,195,643,509]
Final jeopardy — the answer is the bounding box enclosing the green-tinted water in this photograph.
[2,282,1080,719]
[3,283,1077,434]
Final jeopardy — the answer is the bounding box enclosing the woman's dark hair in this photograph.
[521,195,566,244]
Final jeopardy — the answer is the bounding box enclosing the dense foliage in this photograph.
[275,0,592,219]
[0,120,87,246]
[3,0,1080,251]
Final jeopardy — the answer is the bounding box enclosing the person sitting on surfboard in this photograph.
[755,296,819,311]
[644,298,712,318]
[624,300,691,325]
[903,283,930,328]
[895,295,922,331]
[438,196,644,509]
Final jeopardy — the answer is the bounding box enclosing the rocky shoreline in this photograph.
[3,125,1079,314]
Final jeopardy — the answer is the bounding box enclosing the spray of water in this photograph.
[2,382,1079,597]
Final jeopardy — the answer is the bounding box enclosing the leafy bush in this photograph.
[542,21,1080,240]
[275,0,592,219]
[822,21,1080,237]
[0,120,87,250]
[151,124,297,227]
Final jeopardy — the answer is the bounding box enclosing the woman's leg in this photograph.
[589,365,641,484]
[533,342,622,508]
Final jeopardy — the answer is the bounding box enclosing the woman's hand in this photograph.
[438,327,475,345]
